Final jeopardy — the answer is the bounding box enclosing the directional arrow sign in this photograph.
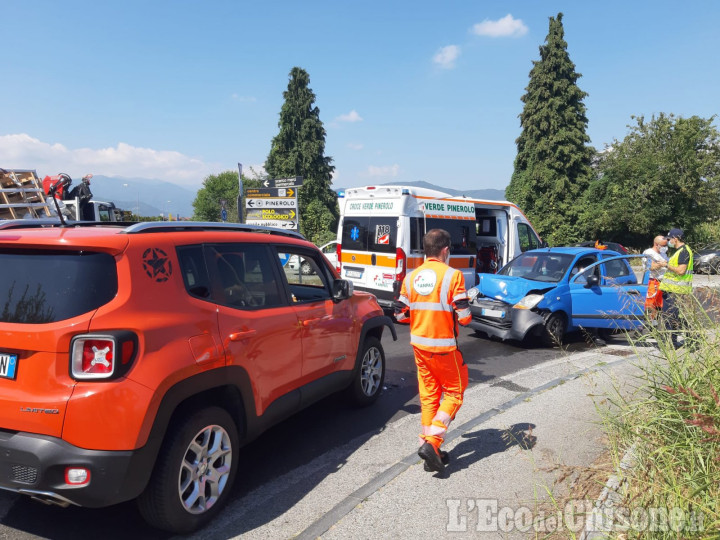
[245,187,296,199]
[261,176,303,189]
[261,209,296,219]
[246,209,297,219]
[246,219,298,230]
[246,198,298,209]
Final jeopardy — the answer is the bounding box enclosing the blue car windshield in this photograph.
[499,253,576,282]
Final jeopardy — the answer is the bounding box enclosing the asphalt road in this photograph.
[0,324,620,540]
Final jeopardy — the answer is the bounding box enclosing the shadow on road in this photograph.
[444,423,538,477]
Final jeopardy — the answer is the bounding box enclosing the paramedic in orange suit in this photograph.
[394,228,472,472]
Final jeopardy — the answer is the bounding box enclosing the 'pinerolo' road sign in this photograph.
[245,186,299,231]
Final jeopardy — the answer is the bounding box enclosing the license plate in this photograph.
[0,353,18,380]
[345,269,363,279]
[481,308,505,318]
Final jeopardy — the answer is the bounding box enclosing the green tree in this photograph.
[584,113,720,247]
[192,171,262,221]
[505,13,593,245]
[265,67,338,244]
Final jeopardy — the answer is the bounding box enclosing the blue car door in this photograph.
[569,255,648,330]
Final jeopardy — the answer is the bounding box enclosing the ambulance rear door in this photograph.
[339,199,401,307]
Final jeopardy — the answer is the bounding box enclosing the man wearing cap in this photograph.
[659,228,694,348]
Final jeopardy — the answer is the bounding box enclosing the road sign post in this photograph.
[237,163,243,223]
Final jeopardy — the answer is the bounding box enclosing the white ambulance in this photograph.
[335,185,543,309]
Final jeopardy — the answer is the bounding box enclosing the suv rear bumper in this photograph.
[0,429,151,508]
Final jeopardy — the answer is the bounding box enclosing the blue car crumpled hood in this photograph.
[477,274,556,305]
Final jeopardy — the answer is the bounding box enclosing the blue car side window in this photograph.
[570,256,598,284]
[602,256,637,285]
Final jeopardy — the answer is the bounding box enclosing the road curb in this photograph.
[580,444,637,539]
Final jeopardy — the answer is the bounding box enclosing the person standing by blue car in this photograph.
[659,228,694,348]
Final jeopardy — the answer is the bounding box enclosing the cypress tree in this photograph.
[265,67,338,244]
[505,13,593,245]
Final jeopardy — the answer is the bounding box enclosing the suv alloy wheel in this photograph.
[137,407,239,533]
[346,336,385,406]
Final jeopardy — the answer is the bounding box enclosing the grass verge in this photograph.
[601,289,720,538]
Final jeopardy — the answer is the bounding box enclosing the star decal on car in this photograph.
[142,247,173,282]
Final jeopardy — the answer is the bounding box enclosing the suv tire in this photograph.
[346,336,385,406]
[137,406,239,534]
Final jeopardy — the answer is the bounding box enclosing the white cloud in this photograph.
[367,164,400,177]
[472,14,528,38]
[433,45,460,69]
[335,110,363,123]
[0,133,221,187]
[347,143,364,151]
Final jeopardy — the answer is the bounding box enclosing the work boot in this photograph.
[423,450,449,471]
[418,442,445,472]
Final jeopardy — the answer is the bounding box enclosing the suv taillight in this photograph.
[70,331,138,380]
[336,242,342,274]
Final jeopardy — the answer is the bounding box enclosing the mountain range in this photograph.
[88,175,198,218]
[88,176,508,218]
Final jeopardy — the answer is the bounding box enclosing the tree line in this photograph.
[193,13,720,250]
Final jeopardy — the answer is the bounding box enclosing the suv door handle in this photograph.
[627,290,641,296]
[301,315,332,327]
[229,329,257,341]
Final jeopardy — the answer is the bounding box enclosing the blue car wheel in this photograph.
[542,312,566,346]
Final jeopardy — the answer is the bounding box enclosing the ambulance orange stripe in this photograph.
[343,253,474,270]
[340,252,397,267]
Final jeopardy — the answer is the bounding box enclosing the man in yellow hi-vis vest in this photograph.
[394,229,472,473]
[659,228,694,348]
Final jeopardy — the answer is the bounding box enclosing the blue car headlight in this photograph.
[514,294,544,310]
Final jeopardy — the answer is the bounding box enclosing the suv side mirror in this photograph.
[585,274,600,288]
[332,279,354,302]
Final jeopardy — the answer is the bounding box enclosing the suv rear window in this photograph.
[0,250,118,323]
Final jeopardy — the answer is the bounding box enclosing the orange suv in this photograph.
[0,220,395,533]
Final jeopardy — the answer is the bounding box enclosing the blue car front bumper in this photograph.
[468,301,546,341]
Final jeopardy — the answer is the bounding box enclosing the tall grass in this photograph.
[603,291,720,538]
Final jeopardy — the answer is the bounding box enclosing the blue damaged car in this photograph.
[467,247,649,345]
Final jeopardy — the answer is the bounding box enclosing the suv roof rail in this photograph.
[122,221,306,239]
[0,219,129,230]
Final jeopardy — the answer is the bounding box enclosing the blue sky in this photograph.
[1,0,718,192]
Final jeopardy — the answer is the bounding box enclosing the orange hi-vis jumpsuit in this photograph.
[395,258,472,452]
